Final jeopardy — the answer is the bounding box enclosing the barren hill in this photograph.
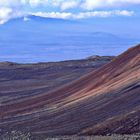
[0,45,140,138]
[0,56,113,105]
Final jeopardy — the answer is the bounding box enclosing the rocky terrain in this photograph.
[0,45,140,139]
[0,56,114,106]
[1,131,140,140]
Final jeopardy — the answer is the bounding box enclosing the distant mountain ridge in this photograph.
[0,15,139,63]
[2,15,74,26]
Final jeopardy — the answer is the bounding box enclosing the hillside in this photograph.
[0,45,140,138]
[0,56,113,105]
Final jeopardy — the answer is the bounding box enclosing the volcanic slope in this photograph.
[0,45,140,137]
[0,56,113,105]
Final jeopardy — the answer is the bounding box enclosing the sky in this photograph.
[0,0,140,24]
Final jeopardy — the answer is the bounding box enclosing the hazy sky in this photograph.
[0,0,140,24]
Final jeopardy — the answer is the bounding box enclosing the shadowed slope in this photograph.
[0,45,140,136]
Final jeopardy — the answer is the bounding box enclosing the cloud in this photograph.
[50,0,80,11]
[28,0,48,7]
[82,0,140,10]
[28,0,140,10]
[60,1,79,10]
[0,7,12,24]
[0,0,138,24]
[0,7,24,24]
[75,10,134,18]
[0,0,140,10]
[32,10,134,19]
[0,0,47,24]
[0,0,48,8]
[32,11,72,19]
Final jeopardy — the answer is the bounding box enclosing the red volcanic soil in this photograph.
[0,45,140,137]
